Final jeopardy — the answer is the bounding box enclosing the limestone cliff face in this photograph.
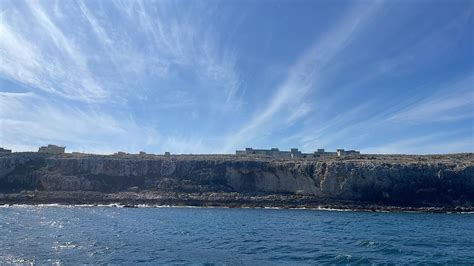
[0,153,473,205]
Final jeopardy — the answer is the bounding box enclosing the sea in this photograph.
[0,205,473,264]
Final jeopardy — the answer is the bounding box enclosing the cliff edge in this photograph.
[0,152,473,209]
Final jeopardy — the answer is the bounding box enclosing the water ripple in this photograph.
[0,207,473,264]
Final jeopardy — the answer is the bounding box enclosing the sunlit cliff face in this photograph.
[1,152,473,205]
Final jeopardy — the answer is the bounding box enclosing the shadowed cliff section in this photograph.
[0,152,473,207]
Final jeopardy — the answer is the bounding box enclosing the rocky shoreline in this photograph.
[0,152,473,212]
[0,191,472,213]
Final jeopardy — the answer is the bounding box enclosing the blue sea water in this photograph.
[0,206,473,264]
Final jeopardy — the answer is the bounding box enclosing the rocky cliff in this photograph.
[0,152,473,206]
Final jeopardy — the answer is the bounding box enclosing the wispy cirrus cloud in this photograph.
[295,73,474,153]
[364,132,474,154]
[389,75,474,123]
[223,1,382,151]
[277,7,474,153]
[1,0,241,106]
[111,0,242,109]
[0,1,471,155]
[0,1,107,102]
[0,0,244,153]
[0,91,215,154]
[294,102,376,151]
[0,92,125,151]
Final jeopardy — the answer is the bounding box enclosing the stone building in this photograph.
[236,148,302,158]
[38,144,65,154]
[236,147,360,158]
[312,148,337,157]
[0,147,12,154]
[336,149,360,157]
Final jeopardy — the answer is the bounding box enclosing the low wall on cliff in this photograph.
[0,153,473,205]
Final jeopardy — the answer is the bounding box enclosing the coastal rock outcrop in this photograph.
[0,152,472,206]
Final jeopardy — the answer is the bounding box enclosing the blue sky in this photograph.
[0,0,473,154]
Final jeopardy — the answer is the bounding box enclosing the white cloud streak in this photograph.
[0,2,107,102]
[281,13,474,153]
[223,2,382,151]
[296,73,474,152]
[364,133,474,154]
[113,0,242,108]
[0,1,470,155]
[0,92,124,151]
[1,1,240,107]
[389,75,474,123]
[0,91,215,154]
[0,0,244,153]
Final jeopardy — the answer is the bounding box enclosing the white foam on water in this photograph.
[0,203,472,214]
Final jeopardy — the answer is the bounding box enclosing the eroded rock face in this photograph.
[0,153,472,205]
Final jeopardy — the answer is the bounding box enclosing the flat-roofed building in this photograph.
[236,147,360,158]
[38,144,65,154]
[0,147,12,154]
